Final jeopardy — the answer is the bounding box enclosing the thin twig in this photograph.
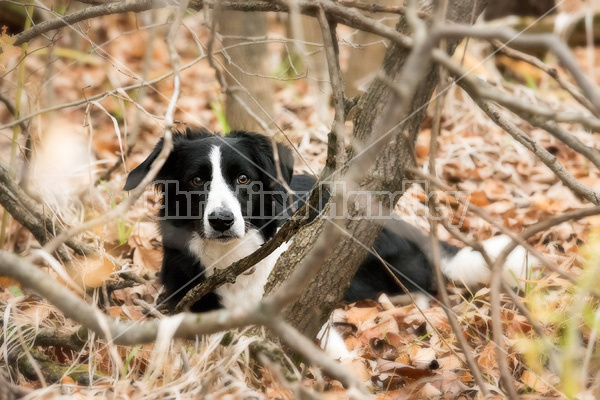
[462,85,600,205]
[420,1,492,393]
[33,1,188,258]
[492,40,599,117]
[337,0,429,18]
[174,189,321,312]
[408,167,579,284]
[317,5,346,178]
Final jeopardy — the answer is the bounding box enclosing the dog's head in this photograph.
[124,129,294,242]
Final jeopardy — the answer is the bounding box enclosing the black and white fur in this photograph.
[124,129,538,318]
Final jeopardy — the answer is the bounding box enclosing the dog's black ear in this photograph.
[123,138,164,191]
[229,130,294,187]
[124,128,214,191]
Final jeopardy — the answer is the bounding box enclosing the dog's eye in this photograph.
[191,177,204,186]
[237,174,249,184]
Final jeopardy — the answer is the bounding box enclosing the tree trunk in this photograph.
[218,9,274,132]
[265,0,489,338]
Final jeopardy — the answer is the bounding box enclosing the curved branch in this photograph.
[15,0,161,46]
[462,83,600,205]
[13,0,298,47]
[493,41,599,117]
[435,25,600,116]
[10,0,600,137]
[174,197,316,312]
[0,249,370,395]
[0,161,96,257]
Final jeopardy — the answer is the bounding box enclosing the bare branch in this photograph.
[408,167,579,284]
[435,25,600,115]
[0,250,371,394]
[0,249,261,344]
[531,119,600,172]
[0,162,96,259]
[459,75,600,131]
[493,40,599,117]
[317,5,346,177]
[15,0,163,46]
[174,190,321,312]
[76,0,119,4]
[461,85,600,205]
[337,0,429,18]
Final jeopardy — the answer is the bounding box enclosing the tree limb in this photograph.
[492,40,599,117]
[435,24,600,115]
[317,5,346,177]
[174,188,323,312]
[461,84,600,205]
[10,0,600,137]
[0,249,370,394]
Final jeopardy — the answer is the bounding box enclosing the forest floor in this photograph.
[1,10,600,400]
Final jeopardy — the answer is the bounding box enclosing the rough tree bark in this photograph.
[265,0,489,338]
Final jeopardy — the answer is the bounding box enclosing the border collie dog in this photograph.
[124,129,538,314]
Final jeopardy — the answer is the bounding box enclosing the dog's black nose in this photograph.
[208,208,235,232]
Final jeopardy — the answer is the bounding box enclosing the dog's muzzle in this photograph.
[207,207,235,233]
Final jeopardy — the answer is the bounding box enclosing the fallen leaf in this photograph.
[70,254,116,288]
[0,26,19,71]
[61,376,76,385]
[470,190,491,206]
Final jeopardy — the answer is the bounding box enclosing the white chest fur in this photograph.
[188,229,289,310]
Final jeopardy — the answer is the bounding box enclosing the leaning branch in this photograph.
[317,5,346,177]
[461,84,600,205]
[0,161,96,257]
[0,248,370,395]
[493,40,599,117]
[10,0,600,137]
[174,189,322,312]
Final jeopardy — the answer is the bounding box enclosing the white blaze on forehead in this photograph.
[203,145,245,237]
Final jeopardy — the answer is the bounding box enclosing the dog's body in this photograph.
[125,129,538,314]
